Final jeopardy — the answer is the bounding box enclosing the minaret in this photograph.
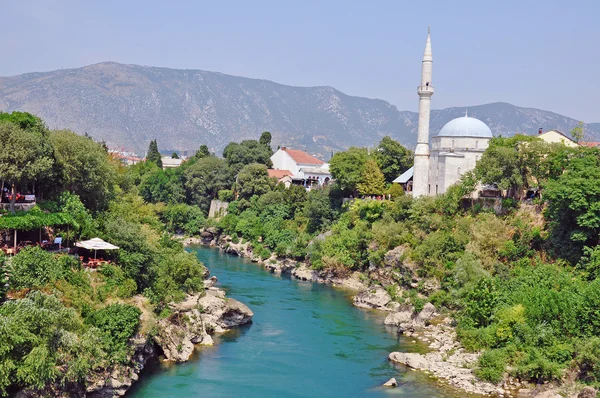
[412,28,434,197]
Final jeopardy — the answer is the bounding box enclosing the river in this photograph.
[128,246,458,397]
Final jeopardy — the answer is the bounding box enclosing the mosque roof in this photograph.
[436,115,493,138]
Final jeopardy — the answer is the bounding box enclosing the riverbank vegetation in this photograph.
[0,112,207,396]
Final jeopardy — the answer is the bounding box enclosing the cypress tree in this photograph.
[146,139,162,168]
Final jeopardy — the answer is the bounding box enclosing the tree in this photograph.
[139,165,186,205]
[571,121,585,143]
[236,163,274,199]
[329,147,370,194]
[223,140,273,175]
[146,139,162,168]
[0,121,55,213]
[545,149,600,263]
[304,188,335,233]
[51,130,117,211]
[375,136,414,182]
[194,145,211,159]
[171,152,179,159]
[184,157,232,211]
[474,135,539,198]
[259,131,273,155]
[357,159,386,196]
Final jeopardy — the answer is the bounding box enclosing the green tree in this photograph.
[146,139,162,168]
[375,136,414,182]
[139,165,186,205]
[194,144,211,159]
[571,121,584,143]
[0,292,104,394]
[236,163,274,199]
[51,129,117,211]
[259,131,273,155]
[474,135,538,198]
[545,150,600,262]
[184,156,232,211]
[329,147,370,194]
[86,303,141,363]
[223,140,273,175]
[357,159,386,196]
[171,152,179,159]
[304,188,335,233]
[0,120,55,213]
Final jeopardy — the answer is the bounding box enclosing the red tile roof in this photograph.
[580,141,600,148]
[282,148,325,165]
[267,169,293,179]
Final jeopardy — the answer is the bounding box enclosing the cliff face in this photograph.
[1,62,597,157]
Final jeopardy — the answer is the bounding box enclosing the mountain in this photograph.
[1,62,598,157]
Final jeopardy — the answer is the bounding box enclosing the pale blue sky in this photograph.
[2,0,599,121]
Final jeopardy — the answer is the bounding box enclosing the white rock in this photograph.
[383,377,398,387]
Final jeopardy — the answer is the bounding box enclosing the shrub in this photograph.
[86,303,141,363]
[475,348,508,383]
[513,348,563,383]
[463,278,498,328]
[575,337,600,384]
[10,246,64,289]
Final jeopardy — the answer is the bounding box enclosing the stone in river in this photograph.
[383,377,398,387]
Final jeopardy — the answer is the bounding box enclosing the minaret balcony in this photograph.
[417,85,434,96]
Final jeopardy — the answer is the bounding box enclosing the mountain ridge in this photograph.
[1,62,598,157]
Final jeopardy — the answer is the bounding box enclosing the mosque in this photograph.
[400,29,493,197]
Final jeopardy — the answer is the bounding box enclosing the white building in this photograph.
[409,29,492,196]
[270,147,332,188]
[161,157,183,169]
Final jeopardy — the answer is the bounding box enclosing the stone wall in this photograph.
[208,200,229,219]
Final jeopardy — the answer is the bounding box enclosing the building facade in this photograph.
[411,30,492,196]
[270,147,332,188]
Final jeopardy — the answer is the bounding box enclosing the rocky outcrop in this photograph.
[154,288,253,362]
[382,245,416,282]
[384,302,437,333]
[86,336,155,398]
[352,286,400,312]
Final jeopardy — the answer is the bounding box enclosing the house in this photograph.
[537,129,579,147]
[579,142,600,148]
[270,147,332,188]
[267,169,294,188]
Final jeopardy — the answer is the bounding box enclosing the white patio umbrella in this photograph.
[75,238,119,259]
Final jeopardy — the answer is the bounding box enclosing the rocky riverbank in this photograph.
[84,278,253,397]
[184,232,596,398]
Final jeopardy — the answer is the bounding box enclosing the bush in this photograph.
[10,246,65,289]
[475,348,508,383]
[86,303,141,363]
[513,348,563,383]
[150,251,206,303]
[463,278,498,328]
[575,337,600,384]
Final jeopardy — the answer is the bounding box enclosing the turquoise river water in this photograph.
[128,246,459,397]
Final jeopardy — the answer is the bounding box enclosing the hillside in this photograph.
[1,62,598,157]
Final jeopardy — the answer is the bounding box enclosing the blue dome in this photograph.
[436,116,493,138]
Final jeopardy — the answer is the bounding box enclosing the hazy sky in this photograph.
[2,0,599,121]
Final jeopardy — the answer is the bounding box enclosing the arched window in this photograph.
[457,167,462,176]
[475,140,479,149]
[452,139,455,149]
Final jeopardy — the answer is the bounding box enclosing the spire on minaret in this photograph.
[412,28,435,197]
